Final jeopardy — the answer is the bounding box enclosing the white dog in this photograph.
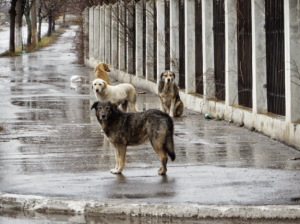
[92,78,139,112]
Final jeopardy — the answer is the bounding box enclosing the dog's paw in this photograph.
[110,168,117,173]
[111,169,122,174]
[158,169,167,175]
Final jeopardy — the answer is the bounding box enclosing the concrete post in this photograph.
[146,0,154,80]
[184,0,195,94]
[252,0,267,114]
[126,1,135,74]
[170,0,179,83]
[156,0,165,83]
[89,6,94,59]
[111,4,118,68]
[82,7,89,61]
[135,0,144,77]
[100,5,105,63]
[202,0,215,100]
[285,0,300,123]
[105,4,112,64]
[94,6,100,61]
[15,0,22,52]
[225,0,238,108]
[119,2,126,71]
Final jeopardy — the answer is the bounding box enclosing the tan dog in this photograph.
[92,78,139,112]
[158,70,184,117]
[94,63,111,85]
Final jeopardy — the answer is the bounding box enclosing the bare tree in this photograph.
[24,0,34,45]
[8,0,17,52]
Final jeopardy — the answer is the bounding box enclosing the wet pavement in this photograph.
[0,25,300,210]
[0,209,299,224]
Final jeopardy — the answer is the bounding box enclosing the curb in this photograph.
[1,192,300,219]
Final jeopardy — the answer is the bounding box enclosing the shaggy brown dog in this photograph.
[94,63,111,85]
[91,100,175,175]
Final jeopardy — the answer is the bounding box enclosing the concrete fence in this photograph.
[82,0,300,150]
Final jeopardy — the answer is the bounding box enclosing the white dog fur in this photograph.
[92,78,139,113]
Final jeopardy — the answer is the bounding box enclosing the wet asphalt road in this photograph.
[0,26,300,207]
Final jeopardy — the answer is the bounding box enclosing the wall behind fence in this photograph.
[83,0,300,150]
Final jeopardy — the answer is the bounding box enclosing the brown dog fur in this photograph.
[91,100,175,175]
[94,63,111,85]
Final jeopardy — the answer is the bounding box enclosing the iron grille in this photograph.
[195,0,203,95]
[132,5,136,74]
[179,0,185,89]
[124,7,127,70]
[237,0,252,108]
[143,4,146,77]
[165,0,170,71]
[153,2,157,80]
[213,0,225,100]
[265,0,285,116]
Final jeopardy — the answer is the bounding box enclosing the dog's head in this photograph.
[92,78,107,93]
[103,63,111,72]
[91,100,118,120]
[160,70,175,85]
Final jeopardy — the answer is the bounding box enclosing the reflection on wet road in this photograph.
[0,26,300,206]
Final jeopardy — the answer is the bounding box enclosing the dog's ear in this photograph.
[160,72,164,80]
[110,102,118,112]
[172,72,176,79]
[91,101,99,110]
[103,80,107,88]
[104,63,111,72]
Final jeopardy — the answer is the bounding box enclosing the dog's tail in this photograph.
[164,117,176,161]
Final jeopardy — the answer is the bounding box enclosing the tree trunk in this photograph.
[9,0,17,52]
[25,13,32,45]
[63,12,65,26]
[47,15,52,37]
[15,0,23,52]
[38,5,42,42]
[52,20,55,31]
[31,0,37,46]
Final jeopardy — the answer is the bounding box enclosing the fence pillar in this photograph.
[82,7,89,61]
[100,6,105,63]
[119,2,126,71]
[184,0,195,93]
[126,1,135,74]
[202,0,215,100]
[285,0,300,123]
[225,0,238,108]
[89,6,95,59]
[111,4,118,68]
[94,6,100,61]
[146,1,154,80]
[170,0,179,84]
[105,5,111,64]
[156,0,165,83]
[252,0,267,115]
[135,1,144,77]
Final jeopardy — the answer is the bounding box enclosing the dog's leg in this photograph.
[111,145,119,173]
[159,97,165,112]
[158,154,168,175]
[169,98,176,117]
[121,100,128,112]
[111,145,127,174]
[174,101,184,117]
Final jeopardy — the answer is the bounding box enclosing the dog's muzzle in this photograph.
[167,78,171,83]
[100,114,107,120]
[95,88,99,93]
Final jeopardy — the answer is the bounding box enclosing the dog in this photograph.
[158,70,184,117]
[92,78,139,112]
[91,100,176,175]
[94,62,111,85]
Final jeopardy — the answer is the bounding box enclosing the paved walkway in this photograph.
[0,26,300,218]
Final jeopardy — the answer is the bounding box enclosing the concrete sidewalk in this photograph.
[0,26,300,219]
